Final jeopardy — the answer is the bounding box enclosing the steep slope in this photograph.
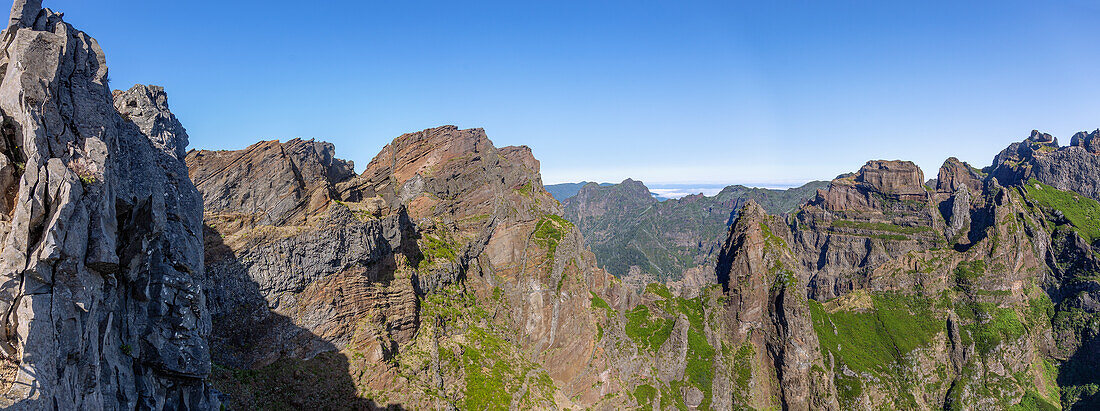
[189,125,636,409]
[561,179,827,285]
[988,129,1100,201]
[710,141,1100,409]
[0,1,218,408]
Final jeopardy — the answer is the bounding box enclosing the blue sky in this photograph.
[52,0,1100,186]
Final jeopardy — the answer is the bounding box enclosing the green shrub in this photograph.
[1008,390,1059,411]
[1024,179,1100,243]
[632,384,656,408]
[685,329,715,408]
[624,305,674,352]
[809,293,943,375]
[533,215,573,259]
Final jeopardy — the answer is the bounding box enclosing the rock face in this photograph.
[936,157,984,194]
[561,178,827,285]
[190,126,630,409]
[710,134,1100,409]
[0,1,217,408]
[715,201,836,409]
[988,129,1100,201]
[188,138,355,226]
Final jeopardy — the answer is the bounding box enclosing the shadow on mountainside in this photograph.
[201,222,409,410]
[1058,314,1100,410]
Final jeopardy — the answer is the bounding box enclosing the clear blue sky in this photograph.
[51,0,1100,186]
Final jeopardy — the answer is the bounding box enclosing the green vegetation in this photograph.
[419,285,555,409]
[631,384,656,409]
[955,301,1026,356]
[1009,390,1059,411]
[684,329,715,409]
[1026,290,1055,329]
[640,288,716,407]
[809,292,944,379]
[532,214,573,259]
[1062,384,1100,409]
[759,220,789,251]
[462,327,513,411]
[731,343,754,400]
[589,292,612,313]
[624,305,675,352]
[421,233,458,264]
[809,291,945,407]
[768,260,797,291]
[559,179,826,281]
[645,282,673,299]
[1024,179,1100,243]
[953,260,987,292]
[1052,307,1100,350]
[515,181,534,197]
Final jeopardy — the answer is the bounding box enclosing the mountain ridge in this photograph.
[0,0,1097,409]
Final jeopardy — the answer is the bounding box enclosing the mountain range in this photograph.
[560,179,827,288]
[0,1,1096,409]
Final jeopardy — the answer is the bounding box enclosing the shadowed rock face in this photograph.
[0,1,217,408]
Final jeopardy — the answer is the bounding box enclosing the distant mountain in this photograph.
[545,181,613,201]
[562,178,828,283]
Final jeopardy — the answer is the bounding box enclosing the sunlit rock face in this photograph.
[0,1,218,408]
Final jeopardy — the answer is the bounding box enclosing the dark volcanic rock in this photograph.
[715,201,836,409]
[1070,129,1100,154]
[987,129,1100,201]
[0,1,217,408]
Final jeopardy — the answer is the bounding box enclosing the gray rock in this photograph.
[945,184,971,243]
[113,85,190,160]
[0,1,218,408]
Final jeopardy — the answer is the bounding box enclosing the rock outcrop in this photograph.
[0,1,217,408]
[188,138,355,226]
[988,129,1100,202]
[708,134,1100,409]
[190,125,629,409]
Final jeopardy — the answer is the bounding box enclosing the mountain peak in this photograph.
[854,159,926,197]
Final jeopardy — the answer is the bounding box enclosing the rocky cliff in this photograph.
[708,142,1100,409]
[1,0,1096,408]
[187,126,642,409]
[0,1,218,408]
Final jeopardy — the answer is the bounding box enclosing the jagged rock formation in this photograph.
[710,137,1100,409]
[0,1,218,408]
[1,0,1097,409]
[188,138,355,226]
[988,129,1100,201]
[189,126,635,409]
[561,178,827,286]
